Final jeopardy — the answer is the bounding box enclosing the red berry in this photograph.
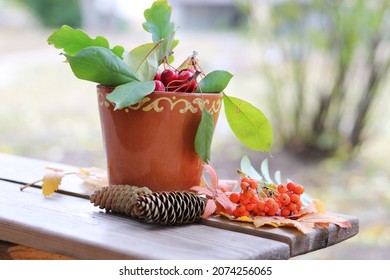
[249,179,258,189]
[160,69,178,87]
[249,195,260,204]
[229,192,240,204]
[240,181,250,191]
[154,71,161,80]
[236,204,246,215]
[241,177,251,183]
[290,193,300,203]
[242,189,255,199]
[154,80,165,91]
[177,70,197,92]
[288,202,297,211]
[266,208,278,216]
[241,210,250,217]
[255,201,266,212]
[280,207,291,217]
[277,184,287,193]
[265,198,279,214]
[245,203,254,212]
[232,210,240,218]
[278,193,291,205]
[286,182,296,192]
[178,70,193,80]
[294,185,304,195]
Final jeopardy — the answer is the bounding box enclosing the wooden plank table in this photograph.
[0,153,358,259]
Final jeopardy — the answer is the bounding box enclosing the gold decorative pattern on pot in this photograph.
[141,97,193,113]
[99,93,222,114]
[193,98,222,115]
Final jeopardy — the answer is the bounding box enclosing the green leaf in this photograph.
[195,108,215,163]
[48,25,124,58]
[65,47,139,86]
[124,42,162,82]
[106,80,155,110]
[223,94,273,152]
[142,0,177,62]
[196,70,233,93]
[143,0,175,41]
[240,156,263,181]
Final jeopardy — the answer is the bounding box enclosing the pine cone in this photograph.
[90,185,152,217]
[134,191,206,225]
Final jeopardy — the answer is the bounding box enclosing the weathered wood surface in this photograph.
[0,179,289,260]
[201,215,358,257]
[0,153,359,259]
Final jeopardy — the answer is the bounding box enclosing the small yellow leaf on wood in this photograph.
[42,168,65,197]
[236,216,254,223]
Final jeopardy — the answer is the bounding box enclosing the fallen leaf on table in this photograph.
[218,200,351,234]
[22,166,108,197]
[203,199,217,218]
[298,213,351,229]
[42,167,65,197]
[191,164,236,218]
[253,216,316,234]
[77,167,108,189]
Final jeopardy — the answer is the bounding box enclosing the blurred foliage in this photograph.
[247,0,390,158]
[16,0,82,28]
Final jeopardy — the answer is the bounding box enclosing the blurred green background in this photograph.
[0,0,389,259]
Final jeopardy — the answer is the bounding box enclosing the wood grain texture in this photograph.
[0,180,289,260]
[201,215,359,257]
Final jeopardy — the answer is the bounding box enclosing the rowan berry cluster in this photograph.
[230,177,305,218]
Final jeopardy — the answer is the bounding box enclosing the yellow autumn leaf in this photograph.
[42,167,65,197]
[236,216,254,223]
[253,216,316,234]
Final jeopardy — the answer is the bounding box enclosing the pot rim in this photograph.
[97,84,223,97]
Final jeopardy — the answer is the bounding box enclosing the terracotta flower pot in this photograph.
[97,85,223,191]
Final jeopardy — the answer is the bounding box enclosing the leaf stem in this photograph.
[20,171,76,192]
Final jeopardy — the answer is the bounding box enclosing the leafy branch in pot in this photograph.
[47,0,273,163]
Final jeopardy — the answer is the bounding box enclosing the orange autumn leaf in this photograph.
[42,167,65,197]
[298,213,352,229]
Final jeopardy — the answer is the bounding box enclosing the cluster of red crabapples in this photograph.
[229,177,305,218]
[154,67,199,93]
